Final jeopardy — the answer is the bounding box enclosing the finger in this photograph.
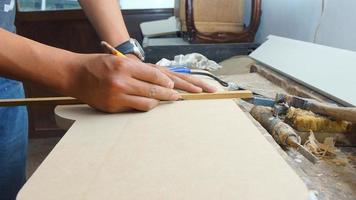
[125,78,181,101]
[153,65,217,92]
[165,72,203,93]
[130,61,174,89]
[104,106,131,113]
[121,95,160,112]
[152,66,203,93]
[171,72,217,93]
[89,101,131,113]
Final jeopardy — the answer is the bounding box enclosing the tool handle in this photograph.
[250,106,300,146]
[169,67,191,74]
[277,93,356,123]
[308,102,356,123]
[250,106,318,163]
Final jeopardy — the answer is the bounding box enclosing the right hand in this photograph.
[65,54,181,113]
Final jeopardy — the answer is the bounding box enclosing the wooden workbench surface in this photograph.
[20,56,355,200]
[218,56,356,200]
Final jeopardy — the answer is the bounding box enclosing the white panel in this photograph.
[140,17,179,37]
[250,35,356,106]
[119,0,174,9]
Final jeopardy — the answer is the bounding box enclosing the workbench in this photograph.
[142,37,356,199]
[217,56,356,200]
[20,37,355,200]
[19,74,309,200]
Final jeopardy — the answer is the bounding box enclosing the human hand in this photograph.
[125,55,217,93]
[125,53,141,61]
[66,54,181,112]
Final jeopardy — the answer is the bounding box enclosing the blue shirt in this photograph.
[0,0,21,100]
[0,0,16,32]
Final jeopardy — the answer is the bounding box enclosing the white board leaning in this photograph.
[250,35,356,106]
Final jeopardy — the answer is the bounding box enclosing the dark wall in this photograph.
[15,8,173,137]
[16,9,173,52]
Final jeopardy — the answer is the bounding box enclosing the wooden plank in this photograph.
[250,35,356,106]
[0,91,253,106]
[181,90,252,100]
[17,78,308,200]
[0,97,79,106]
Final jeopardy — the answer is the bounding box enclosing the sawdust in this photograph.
[330,159,349,167]
[304,131,337,158]
[347,155,356,163]
[286,107,350,133]
[304,132,353,168]
[346,153,356,168]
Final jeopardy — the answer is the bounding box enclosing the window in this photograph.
[18,0,80,11]
[17,0,174,12]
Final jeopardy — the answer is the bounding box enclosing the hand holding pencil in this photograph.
[63,41,181,112]
[100,41,127,58]
[0,41,217,113]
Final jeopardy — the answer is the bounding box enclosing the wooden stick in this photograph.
[0,97,81,106]
[0,91,252,107]
[180,90,252,100]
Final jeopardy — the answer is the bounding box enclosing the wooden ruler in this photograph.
[0,91,252,106]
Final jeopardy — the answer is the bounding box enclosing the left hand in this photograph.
[126,54,217,93]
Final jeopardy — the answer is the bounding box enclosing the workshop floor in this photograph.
[27,137,61,178]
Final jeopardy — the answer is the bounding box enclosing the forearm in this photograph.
[0,28,79,93]
[0,28,179,112]
[79,0,129,47]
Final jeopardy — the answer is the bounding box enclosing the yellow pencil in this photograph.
[100,41,127,58]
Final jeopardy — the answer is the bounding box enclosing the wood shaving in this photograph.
[304,131,337,158]
[285,107,350,133]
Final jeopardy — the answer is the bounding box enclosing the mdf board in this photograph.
[250,35,356,106]
[17,79,308,199]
